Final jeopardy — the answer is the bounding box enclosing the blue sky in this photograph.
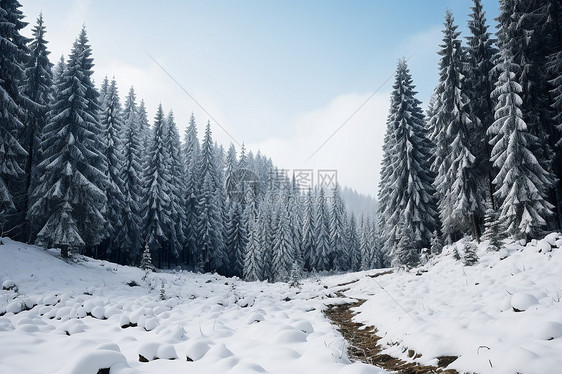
[21,0,500,196]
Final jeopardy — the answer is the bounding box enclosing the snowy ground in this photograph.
[2,236,562,374]
[323,234,562,374]
[0,238,383,374]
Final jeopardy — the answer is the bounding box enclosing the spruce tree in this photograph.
[183,114,200,267]
[31,27,108,257]
[378,59,438,260]
[330,185,350,271]
[482,208,502,251]
[465,0,498,210]
[100,78,125,260]
[313,188,330,272]
[225,201,248,277]
[0,0,30,237]
[164,111,186,266]
[196,122,226,273]
[143,105,172,267]
[301,189,316,272]
[431,11,479,243]
[243,210,263,281]
[489,56,554,239]
[272,202,294,282]
[348,213,361,272]
[115,86,143,264]
[22,13,53,240]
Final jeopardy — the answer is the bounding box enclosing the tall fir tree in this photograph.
[196,122,226,272]
[301,188,316,272]
[30,27,108,257]
[488,55,554,239]
[348,213,361,272]
[99,78,125,261]
[164,111,186,266]
[312,188,330,272]
[183,114,200,267]
[22,13,53,240]
[378,59,438,262]
[330,185,350,271]
[114,86,143,264]
[143,105,172,267]
[226,201,248,277]
[465,0,498,210]
[272,201,295,282]
[0,0,30,237]
[431,11,479,243]
[243,208,263,281]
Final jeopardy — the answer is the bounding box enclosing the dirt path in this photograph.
[325,292,459,374]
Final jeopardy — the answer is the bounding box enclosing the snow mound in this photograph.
[68,349,128,374]
[184,340,211,361]
[511,292,538,312]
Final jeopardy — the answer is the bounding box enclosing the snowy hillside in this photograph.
[0,238,384,374]
[2,235,562,374]
[323,234,562,374]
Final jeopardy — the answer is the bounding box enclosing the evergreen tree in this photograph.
[272,202,294,282]
[226,201,248,277]
[378,59,438,260]
[330,185,350,271]
[115,86,143,264]
[137,99,151,151]
[489,56,554,239]
[243,210,263,281]
[348,213,361,272]
[301,189,316,272]
[183,114,200,267]
[22,13,53,240]
[430,230,443,255]
[0,0,30,237]
[462,236,479,265]
[312,188,331,272]
[140,244,155,272]
[196,122,226,273]
[100,78,125,260]
[465,0,498,210]
[164,111,186,266]
[482,208,502,251]
[143,105,172,267]
[394,223,419,268]
[431,11,479,242]
[31,27,108,257]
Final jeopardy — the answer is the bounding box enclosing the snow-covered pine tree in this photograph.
[330,184,350,271]
[301,188,316,272]
[393,223,419,268]
[465,0,498,210]
[359,216,371,270]
[378,59,437,262]
[243,209,263,281]
[225,201,248,277]
[100,78,125,261]
[348,213,361,272]
[163,111,186,267]
[482,208,502,251]
[140,244,155,272]
[430,230,443,255]
[272,201,295,282]
[183,114,200,268]
[196,122,226,273]
[143,105,172,267]
[431,11,479,243]
[496,0,558,226]
[488,55,554,240]
[114,86,143,264]
[313,188,331,272]
[22,13,53,241]
[31,27,108,257]
[99,75,109,105]
[258,190,275,280]
[0,0,30,238]
[462,236,479,265]
[137,99,151,152]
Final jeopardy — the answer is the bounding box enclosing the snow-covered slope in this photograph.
[323,234,562,374]
[0,238,384,374]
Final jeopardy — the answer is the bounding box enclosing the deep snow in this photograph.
[1,234,562,374]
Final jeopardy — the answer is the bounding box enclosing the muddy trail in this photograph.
[325,275,460,374]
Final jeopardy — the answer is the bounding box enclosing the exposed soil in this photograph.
[325,298,459,374]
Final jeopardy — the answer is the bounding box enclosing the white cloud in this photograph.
[248,92,390,197]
